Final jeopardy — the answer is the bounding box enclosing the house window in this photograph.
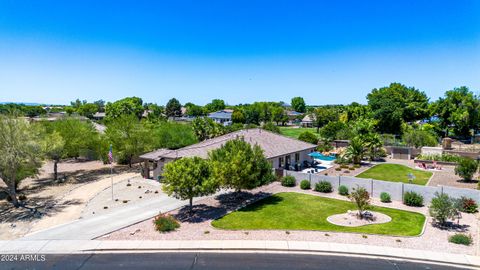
[279,157,284,168]
[285,155,291,167]
[295,153,300,162]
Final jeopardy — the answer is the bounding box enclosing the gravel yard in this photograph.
[100,182,479,255]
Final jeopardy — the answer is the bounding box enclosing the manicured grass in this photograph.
[356,164,432,185]
[212,192,425,236]
[279,127,319,139]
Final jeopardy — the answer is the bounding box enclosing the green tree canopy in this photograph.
[40,130,66,180]
[291,97,306,113]
[298,131,319,144]
[105,115,152,167]
[162,157,217,208]
[105,97,144,120]
[192,117,225,141]
[165,98,182,117]
[0,114,43,206]
[431,86,479,137]
[367,83,429,134]
[208,139,274,192]
[204,99,226,112]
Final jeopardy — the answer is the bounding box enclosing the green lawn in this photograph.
[356,164,432,185]
[279,126,318,139]
[212,192,425,236]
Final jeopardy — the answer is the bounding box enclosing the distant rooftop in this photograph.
[208,110,233,119]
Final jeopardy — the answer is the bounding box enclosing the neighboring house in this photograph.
[301,114,315,127]
[93,112,106,121]
[208,109,233,126]
[140,128,317,180]
[286,110,303,124]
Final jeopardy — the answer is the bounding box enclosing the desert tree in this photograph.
[0,114,43,207]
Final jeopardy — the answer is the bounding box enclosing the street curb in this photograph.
[84,248,479,269]
[1,240,478,268]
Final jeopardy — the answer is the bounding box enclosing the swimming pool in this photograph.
[308,152,336,161]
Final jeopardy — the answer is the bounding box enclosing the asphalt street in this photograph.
[0,252,472,270]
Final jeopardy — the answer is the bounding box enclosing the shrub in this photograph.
[348,186,370,218]
[353,164,361,168]
[457,197,478,213]
[298,131,319,144]
[338,185,349,196]
[429,192,457,226]
[300,180,311,190]
[455,158,478,181]
[153,214,180,232]
[314,181,333,193]
[281,175,296,187]
[18,194,27,201]
[448,234,472,246]
[340,164,349,169]
[348,166,355,170]
[335,168,341,171]
[403,191,424,207]
[380,192,391,203]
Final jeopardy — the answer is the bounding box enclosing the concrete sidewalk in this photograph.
[20,194,190,240]
[0,240,479,268]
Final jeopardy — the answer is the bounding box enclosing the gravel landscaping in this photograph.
[100,182,479,255]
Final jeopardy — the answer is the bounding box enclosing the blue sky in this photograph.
[0,0,479,105]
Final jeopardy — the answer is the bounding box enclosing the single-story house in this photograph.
[93,112,105,120]
[140,128,317,180]
[301,114,315,127]
[208,109,233,126]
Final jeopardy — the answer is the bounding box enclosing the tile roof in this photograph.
[208,110,233,119]
[140,128,316,161]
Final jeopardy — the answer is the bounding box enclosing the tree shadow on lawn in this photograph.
[175,191,274,223]
[0,195,83,223]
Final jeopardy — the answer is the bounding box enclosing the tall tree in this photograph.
[209,139,274,192]
[191,117,224,141]
[367,83,429,134]
[40,131,66,180]
[165,98,182,118]
[311,107,338,132]
[0,114,43,207]
[291,97,306,113]
[272,107,288,125]
[431,86,479,137]
[204,99,226,112]
[106,115,152,167]
[162,157,216,208]
[45,118,99,159]
[105,97,144,120]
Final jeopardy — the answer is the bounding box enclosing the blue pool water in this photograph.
[309,152,336,161]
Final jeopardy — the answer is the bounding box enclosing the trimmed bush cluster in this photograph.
[457,196,478,213]
[338,185,349,196]
[314,181,332,193]
[300,180,311,190]
[281,175,296,187]
[335,168,341,171]
[380,192,391,203]
[454,157,479,181]
[448,233,472,246]
[403,191,424,207]
[153,214,180,232]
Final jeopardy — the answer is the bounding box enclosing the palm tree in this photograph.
[345,137,365,164]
